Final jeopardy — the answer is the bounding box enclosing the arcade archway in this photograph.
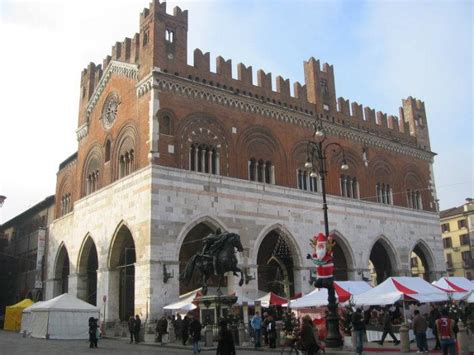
[410,241,434,281]
[330,232,354,281]
[179,223,223,294]
[77,236,99,305]
[257,230,296,298]
[109,224,136,321]
[369,238,397,285]
[54,244,70,297]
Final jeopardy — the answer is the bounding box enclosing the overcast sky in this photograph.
[0,0,472,223]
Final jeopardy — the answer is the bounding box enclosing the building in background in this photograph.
[440,198,474,279]
[0,196,55,311]
[44,0,444,325]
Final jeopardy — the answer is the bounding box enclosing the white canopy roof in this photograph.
[433,277,473,301]
[164,289,201,311]
[31,293,99,312]
[288,281,372,308]
[22,301,46,314]
[352,277,448,306]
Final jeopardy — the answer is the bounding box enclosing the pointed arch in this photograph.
[175,215,229,259]
[409,239,436,281]
[53,242,70,296]
[368,235,400,284]
[330,229,356,280]
[77,234,99,305]
[252,223,303,267]
[107,220,136,269]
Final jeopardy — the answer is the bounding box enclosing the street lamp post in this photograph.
[305,121,348,348]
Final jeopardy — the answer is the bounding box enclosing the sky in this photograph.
[0,0,472,223]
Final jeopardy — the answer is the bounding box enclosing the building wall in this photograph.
[46,165,444,321]
[440,199,474,279]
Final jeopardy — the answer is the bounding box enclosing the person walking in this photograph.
[267,315,277,348]
[352,308,365,355]
[262,312,269,346]
[127,315,135,343]
[429,304,441,350]
[300,315,319,355]
[134,314,141,344]
[175,314,183,342]
[189,314,202,354]
[216,320,236,355]
[250,311,262,348]
[379,307,400,346]
[436,309,457,355]
[182,315,190,345]
[88,317,98,348]
[413,310,428,353]
[156,315,168,345]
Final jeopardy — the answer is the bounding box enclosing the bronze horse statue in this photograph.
[180,232,248,295]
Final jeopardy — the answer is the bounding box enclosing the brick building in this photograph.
[45,1,444,323]
[0,196,54,311]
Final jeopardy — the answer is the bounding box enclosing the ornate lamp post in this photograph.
[305,120,348,348]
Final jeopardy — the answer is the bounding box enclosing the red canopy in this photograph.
[256,292,288,307]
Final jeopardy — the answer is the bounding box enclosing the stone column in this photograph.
[96,268,120,323]
[457,321,469,355]
[399,323,409,353]
[75,272,88,302]
[215,152,220,175]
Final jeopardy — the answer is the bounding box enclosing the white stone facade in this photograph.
[45,164,445,323]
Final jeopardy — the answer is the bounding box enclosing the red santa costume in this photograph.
[311,233,334,279]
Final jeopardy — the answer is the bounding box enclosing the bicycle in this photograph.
[280,336,326,355]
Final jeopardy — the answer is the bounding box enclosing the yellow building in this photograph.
[440,198,474,279]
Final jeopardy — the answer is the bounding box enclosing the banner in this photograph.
[35,228,46,288]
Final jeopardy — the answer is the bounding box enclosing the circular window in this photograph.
[102,93,120,129]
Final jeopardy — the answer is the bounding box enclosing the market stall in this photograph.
[256,292,288,307]
[163,289,202,314]
[433,277,474,301]
[4,299,34,332]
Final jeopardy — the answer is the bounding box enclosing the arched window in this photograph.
[248,158,274,184]
[340,175,358,199]
[160,115,172,135]
[376,182,393,205]
[189,144,220,175]
[84,154,100,196]
[406,189,422,209]
[105,140,111,162]
[119,149,134,179]
[297,169,318,192]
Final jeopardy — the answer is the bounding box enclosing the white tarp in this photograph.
[29,293,99,339]
[433,277,473,301]
[20,301,45,334]
[287,281,372,308]
[352,277,448,306]
[164,289,201,312]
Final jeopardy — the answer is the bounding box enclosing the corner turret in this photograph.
[401,97,431,150]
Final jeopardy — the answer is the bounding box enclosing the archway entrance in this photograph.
[332,243,348,281]
[411,242,433,281]
[179,223,224,294]
[77,237,99,305]
[369,239,395,285]
[257,230,295,298]
[54,245,70,296]
[109,225,136,321]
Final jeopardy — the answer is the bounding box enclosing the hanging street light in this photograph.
[304,119,348,348]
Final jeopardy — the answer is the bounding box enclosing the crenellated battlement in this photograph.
[78,0,431,151]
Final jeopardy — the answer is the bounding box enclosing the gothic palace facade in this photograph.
[45,1,444,323]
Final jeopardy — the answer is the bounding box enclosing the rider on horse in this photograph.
[200,228,223,275]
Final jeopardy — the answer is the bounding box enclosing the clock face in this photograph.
[102,93,119,129]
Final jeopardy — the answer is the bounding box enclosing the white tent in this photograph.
[287,281,372,308]
[352,277,448,306]
[433,277,473,301]
[20,301,45,335]
[29,293,99,339]
[164,289,201,312]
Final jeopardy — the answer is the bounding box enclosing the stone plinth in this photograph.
[196,295,238,325]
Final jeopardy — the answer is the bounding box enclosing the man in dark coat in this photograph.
[156,315,168,344]
[266,315,277,348]
[182,315,190,345]
[88,317,98,348]
[216,320,236,355]
[175,314,183,342]
[188,315,202,354]
[134,314,141,344]
[379,307,400,346]
[127,315,135,344]
[299,315,319,355]
[352,308,365,355]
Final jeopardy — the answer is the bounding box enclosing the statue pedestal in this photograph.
[196,295,238,325]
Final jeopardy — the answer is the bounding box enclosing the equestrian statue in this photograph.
[180,229,249,295]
